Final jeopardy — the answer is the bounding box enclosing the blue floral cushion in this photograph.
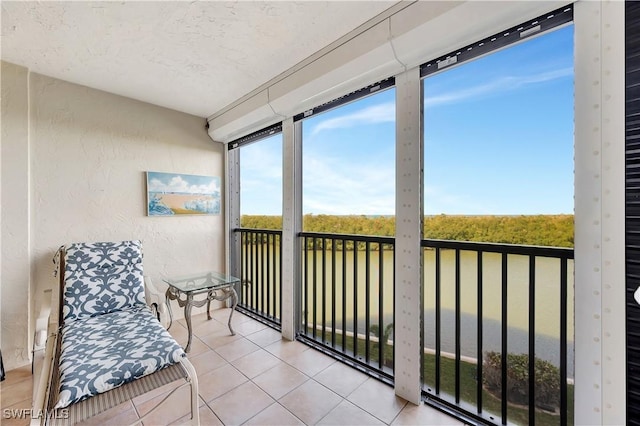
[55,306,185,409]
[62,241,146,322]
[65,240,143,272]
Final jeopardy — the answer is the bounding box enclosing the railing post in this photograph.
[281,117,301,340]
[394,66,423,405]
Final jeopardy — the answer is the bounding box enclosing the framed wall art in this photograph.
[146,171,221,216]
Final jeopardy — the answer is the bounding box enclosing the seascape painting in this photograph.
[146,171,220,216]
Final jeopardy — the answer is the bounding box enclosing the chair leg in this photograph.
[126,359,200,426]
[180,358,200,426]
[128,382,189,426]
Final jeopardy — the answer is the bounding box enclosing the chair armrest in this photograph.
[144,276,169,325]
[32,288,58,421]
[144,276,165,309]
[34,289,53,352]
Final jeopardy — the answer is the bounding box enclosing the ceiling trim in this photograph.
[206,1,415,122]
[207,0,570,143]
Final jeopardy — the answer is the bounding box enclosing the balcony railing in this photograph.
[235,228,282,328]
[234,229,574,425]
[299,232,395,382]
[421,239,574,426]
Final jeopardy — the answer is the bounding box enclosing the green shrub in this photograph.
[483,351,560,412]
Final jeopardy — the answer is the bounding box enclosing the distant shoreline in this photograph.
[240,214,575,248]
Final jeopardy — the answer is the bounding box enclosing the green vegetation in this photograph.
[423,353,574,426]
[306,326,573,425]
[424,215,573,248]
[241,214,574,248]
[242,215,283,230]
[484,352,561,411]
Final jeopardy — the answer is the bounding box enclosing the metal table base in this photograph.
[165,284,238,353]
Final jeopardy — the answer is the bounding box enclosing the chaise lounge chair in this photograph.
[32,240,200,425]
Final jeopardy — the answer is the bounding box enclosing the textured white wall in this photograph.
[1,62,31,370]
[1,65,225,369]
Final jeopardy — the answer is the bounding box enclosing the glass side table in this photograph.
[163,271,240,352]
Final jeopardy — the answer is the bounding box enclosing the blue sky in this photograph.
[241,24,574,216]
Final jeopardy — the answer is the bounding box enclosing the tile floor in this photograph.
[0,309,464,425]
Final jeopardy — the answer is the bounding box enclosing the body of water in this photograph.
[300,247,574,375]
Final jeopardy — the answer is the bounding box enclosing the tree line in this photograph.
[240,214,574,248]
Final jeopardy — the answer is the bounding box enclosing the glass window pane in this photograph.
[302,88,396,231]
[240,133,283,229]
[423,25,574,220]
[420,25,575,422]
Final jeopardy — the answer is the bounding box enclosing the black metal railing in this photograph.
[421,239,574,426]
[235,228,282,328]
[298,232,395,382]
[233,228,573,425]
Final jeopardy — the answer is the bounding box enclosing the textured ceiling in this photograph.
[1,1,398,117]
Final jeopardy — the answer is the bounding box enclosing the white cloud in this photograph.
[305,68,571,136]
[148,176,219,195]
[241,142,282,181]
[302,155,395,215]
[197,180,220,195]
[425,67,572,108]
[311,102,395,136]
[240,138,284,215]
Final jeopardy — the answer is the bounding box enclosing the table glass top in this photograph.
[163,271,240,293]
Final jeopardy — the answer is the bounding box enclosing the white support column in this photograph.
[599,1,625,424]
[226,147,241,278]
[281,117,300,340]
[574,2,604,421]
[574,1,625,424]
[394,66,423,405]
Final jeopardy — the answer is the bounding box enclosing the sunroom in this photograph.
[0,1,636,425]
